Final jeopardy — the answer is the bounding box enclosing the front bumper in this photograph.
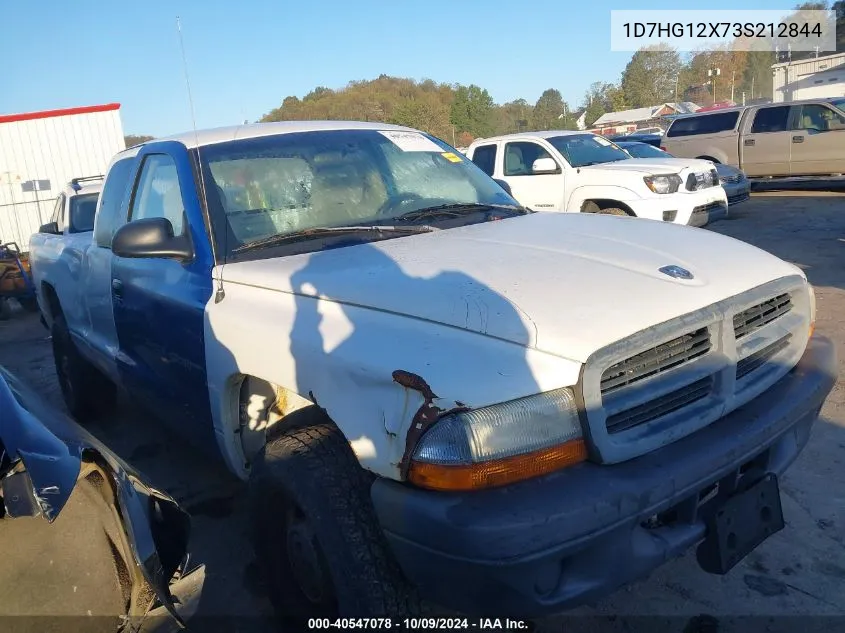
[624,186,728,227]
[723,180,751,206]
[371,335,837,618]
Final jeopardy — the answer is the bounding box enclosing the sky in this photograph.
[1,0,780,137]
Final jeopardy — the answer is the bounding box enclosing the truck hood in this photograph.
[583,157,715,176]
[220,213,802,363]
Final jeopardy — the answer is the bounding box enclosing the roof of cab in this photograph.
[469,130,590,146]
[130,120,419,152]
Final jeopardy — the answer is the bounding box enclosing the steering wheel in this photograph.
[377,192,425,217]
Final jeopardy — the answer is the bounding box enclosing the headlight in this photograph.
[407,387,586,491]
[644,174,682,194]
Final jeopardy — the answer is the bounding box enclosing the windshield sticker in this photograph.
[379,130,444,152]
[594,136,612,146]
[441,152,462,163]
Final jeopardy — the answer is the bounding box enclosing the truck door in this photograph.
[500,141,565,210]
[739,105,792,177]
[789,103,845,176]
[110,144,216,445]
[78,156,138,381]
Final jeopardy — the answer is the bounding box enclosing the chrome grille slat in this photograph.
[601,328,711,394]
[737,335,792,380]
[606,376,713,434]
[734,293,792,339]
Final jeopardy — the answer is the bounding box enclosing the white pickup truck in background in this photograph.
[466,131,728,227]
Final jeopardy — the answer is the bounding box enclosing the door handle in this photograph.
[792,135,805,143]
[744,139,755,146]
[111,279,123,297]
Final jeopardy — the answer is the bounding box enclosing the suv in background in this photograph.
[661,98,845,177]
[467,131,727,226]
[38,175,103,236]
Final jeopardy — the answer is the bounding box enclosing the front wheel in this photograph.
[248,420,424,621]
[51,313,116,420]
[582,201,629,217]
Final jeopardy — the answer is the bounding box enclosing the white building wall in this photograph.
[0,106,125,248]
[772,52,845,103]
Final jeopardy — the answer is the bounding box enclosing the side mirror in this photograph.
[493,178,513,195]
[531,157,560,175]
[39,222,60,235]
[112,217,193,261]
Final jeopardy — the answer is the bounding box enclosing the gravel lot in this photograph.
[1,191,843,632]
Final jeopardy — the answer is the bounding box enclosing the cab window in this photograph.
[94,157,136,248]
[795,104,845,132]
[503,142,556,176]
[471,144,497,176]
[750,106,791,134]
[129,154,185,235]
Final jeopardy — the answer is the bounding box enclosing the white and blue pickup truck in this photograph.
[28,121,837,621]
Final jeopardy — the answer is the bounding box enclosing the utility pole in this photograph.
[751,75,755,100]
[730,70,736,102]
[708,68,721,102]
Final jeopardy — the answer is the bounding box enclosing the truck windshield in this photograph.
[69,193,99,232]
[546,134,631,168]
[197,129,518,260]
[619,143,670,159]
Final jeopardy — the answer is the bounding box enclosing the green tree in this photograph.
[531,88,566,130]
[621,44,682,107]
[389,95,452,141]
[492,99,532,135]
[449,84,494,138]
[582,82,627,126]
[741,50,777,101]
[124,135,153,147]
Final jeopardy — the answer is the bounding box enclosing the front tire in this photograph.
[248,419,422,622]
[51,313,116,420]
[582,201,629,217]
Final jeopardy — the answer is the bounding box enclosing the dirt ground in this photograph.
[0,191,843,632]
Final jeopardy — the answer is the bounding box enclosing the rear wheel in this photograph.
[51,313,116,420]
[248,419,425,622]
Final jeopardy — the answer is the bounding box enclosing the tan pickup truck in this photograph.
[661,98,845,177]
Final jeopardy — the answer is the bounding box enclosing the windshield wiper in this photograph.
[232,225,437,254]
[389,202,529,224]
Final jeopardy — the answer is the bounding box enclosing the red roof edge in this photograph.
[0,103,121,125]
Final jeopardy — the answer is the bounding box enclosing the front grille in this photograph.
[734,294,792,340]
[693,201,727,216]
[737,335,792,380]
[606,376,714,434]
[601,327,711,394]
[720,174,742,184]
[728,192,750,204]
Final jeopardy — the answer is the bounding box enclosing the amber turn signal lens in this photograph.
[407,439,588,491]
[809,322,815,339]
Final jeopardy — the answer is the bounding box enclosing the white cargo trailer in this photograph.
[0,103,125,249]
